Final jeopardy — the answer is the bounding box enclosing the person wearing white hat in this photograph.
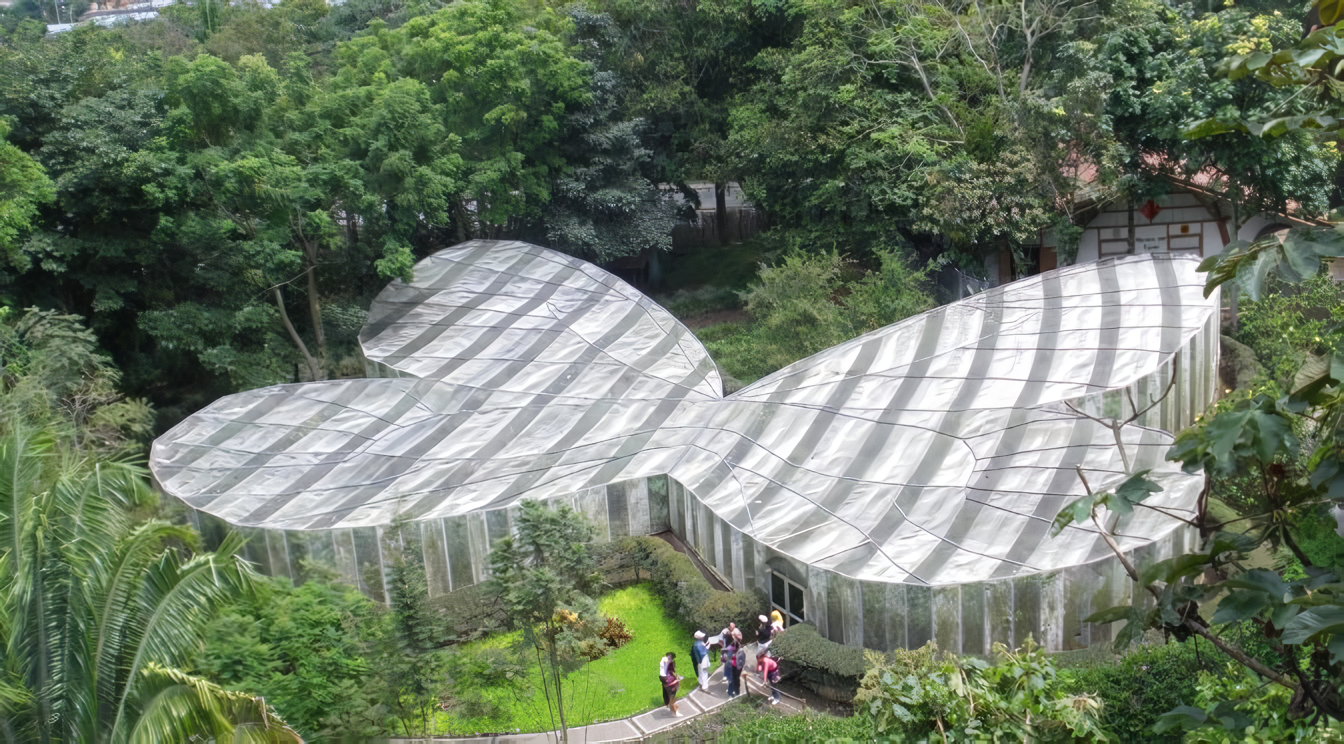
[756,615,774,652]
[690,631,710,692]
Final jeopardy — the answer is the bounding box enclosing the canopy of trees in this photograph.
[0,0,1329,411]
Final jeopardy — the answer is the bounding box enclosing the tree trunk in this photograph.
[549,629,568,744]
[533,638,559,735]
[305,261,325,376]
[273,287,321,382]
[1333,157,1344,210]
[715,182,729,246]
[1018,48,1033,95]
[454,200,471,243]
[1127,200,1136,254]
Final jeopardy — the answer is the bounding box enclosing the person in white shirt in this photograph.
[660,652,681,716]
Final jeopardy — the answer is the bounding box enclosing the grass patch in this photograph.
[696,321,772,385]
[663,242,769,292]
[430,583,702,736]
[657,286,743,320]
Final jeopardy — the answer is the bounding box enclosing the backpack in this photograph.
[734,648,747,671]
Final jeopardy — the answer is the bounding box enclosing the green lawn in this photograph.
[430,583,704,736]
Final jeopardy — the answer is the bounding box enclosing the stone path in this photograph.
[392,645,806,743]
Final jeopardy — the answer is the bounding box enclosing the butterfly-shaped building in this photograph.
[150,240,1219,653]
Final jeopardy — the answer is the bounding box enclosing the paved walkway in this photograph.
[391,645,805,743]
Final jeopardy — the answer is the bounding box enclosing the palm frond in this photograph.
[92,519,200,729]
[0,420,290,743]
[111,546,260,737]
[126,663,301,744]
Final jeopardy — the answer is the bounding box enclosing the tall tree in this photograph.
[486,500,602,744]
[0,121,53,269]
[333,0,592,239]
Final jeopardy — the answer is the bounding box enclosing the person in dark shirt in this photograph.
[661,652,682,716]
[756,614,773,651]
[721,638,737,697]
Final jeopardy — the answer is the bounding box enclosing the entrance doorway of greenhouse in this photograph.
[771,571,805,626]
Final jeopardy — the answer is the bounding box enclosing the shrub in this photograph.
[1235,273,1344,386]
[1156,662,1344,742]
[857,639,1109,742]
[694,247,935,384]
[195,576,383,740]
[441,645,526,719]
[696,321,774,384]
[598,615,634,648]
[1290,504,1344,578]
[1058,636,1221,742]
[591,539,645,587]
[713,702,873,742]
[770,623,871,701]
[427,581,511,642]
[695,589,763,635]
[772,623,867,677]
[660,286,742,319]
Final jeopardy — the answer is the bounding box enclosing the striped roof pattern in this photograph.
[151,241,1215,585]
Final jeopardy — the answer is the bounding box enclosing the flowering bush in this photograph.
[597,615,634,648]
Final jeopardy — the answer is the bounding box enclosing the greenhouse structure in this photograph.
[150,240,1220,653]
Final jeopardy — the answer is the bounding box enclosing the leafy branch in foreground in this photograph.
[1052,238,1344,735]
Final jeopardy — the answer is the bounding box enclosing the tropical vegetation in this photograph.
[0,0,1343,740]
[0,309,297,743]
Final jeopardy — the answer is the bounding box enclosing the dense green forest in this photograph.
[0,0,1333,418]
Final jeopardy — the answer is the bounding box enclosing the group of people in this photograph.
[658,610,787,716]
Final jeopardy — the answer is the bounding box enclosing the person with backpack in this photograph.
[721,636,737,695]
[726,640,747,698]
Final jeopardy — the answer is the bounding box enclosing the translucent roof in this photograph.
[151,241,1215,585]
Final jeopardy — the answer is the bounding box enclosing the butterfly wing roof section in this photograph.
[151,246,1218,589]
[150,241,722,531]
[676,254,1217,585]
[359,240,722,400]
